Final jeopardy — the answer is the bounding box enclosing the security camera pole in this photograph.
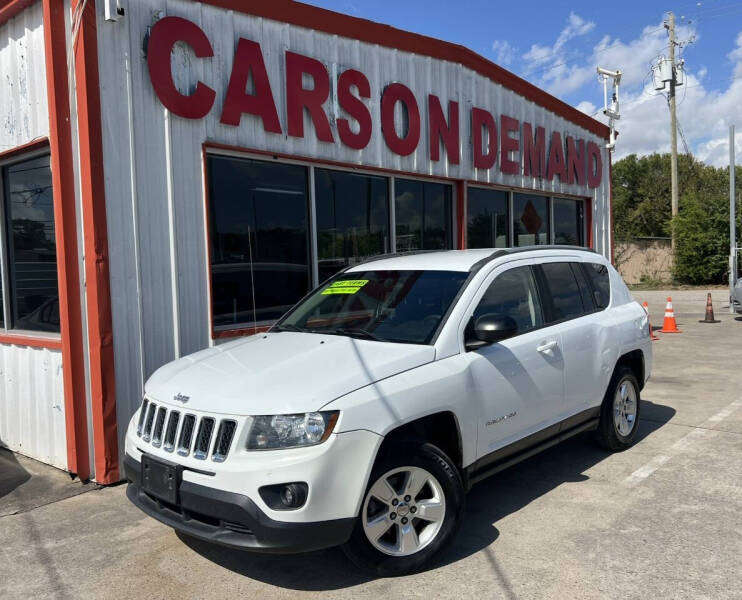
[666,12,679,254]
[731,125,738,314]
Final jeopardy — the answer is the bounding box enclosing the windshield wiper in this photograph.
[327,327,387,342]
[272,323,304,333]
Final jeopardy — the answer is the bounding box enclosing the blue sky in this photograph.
[306,0,742,166]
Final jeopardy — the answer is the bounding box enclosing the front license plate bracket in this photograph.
[141,454,181,504]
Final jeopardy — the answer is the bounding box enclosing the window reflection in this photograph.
[513,193,548,247]
[467,188,509,248]
[395,179,452,251]
[553,198,584,246]
[207,156,310,327]
[315,169,389,281]
[4,155,60,332]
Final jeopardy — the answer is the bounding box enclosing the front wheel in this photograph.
[596,365,641,451]
[342,441,464,576]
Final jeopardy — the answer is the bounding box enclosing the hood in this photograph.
[145,332,436,415]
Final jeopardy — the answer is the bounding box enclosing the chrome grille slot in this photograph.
[193,417,215,460]
[163,411,180,452]
[212,420,237,462]
[177,414,196,456]
[151,407,167,447]
[142,402,157,442]
[136,399,149,436]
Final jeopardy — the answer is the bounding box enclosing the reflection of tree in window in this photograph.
[395,179,452,251]
[315,169,389,281]
[553,198,584,246]
[468,188,508,248]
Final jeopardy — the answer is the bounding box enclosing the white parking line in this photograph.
[623,399,742,487]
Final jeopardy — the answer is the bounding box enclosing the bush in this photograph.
[672,193,730,284]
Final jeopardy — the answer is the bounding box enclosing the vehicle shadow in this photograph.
[0,444,31,502]
[179,400,675,590]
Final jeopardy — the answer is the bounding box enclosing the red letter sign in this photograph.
[147,16,216,119]
[546,131,567,182]
[522,122,546,178]
[428,95,459,164]
[286,51,334,142]
[586,141,603,188]
[472,107,497,169]
[566,136,586,185]
[220,38,281,132]
[337,69,372,150]
[500,115,520,175]
[381,83,421,156]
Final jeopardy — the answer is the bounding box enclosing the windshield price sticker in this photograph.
[321,280,369,295]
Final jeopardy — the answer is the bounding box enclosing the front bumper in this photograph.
[124,454,354,553]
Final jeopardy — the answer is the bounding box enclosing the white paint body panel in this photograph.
[128,250,652,526]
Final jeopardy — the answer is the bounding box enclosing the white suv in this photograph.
[125,246,651,575]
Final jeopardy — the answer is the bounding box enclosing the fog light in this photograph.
[259,482,308,511]
[280,483,306,508]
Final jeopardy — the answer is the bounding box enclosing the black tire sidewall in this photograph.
[598,366,641,450]
[342,440,464,576]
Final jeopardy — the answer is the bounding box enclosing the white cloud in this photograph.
[604,29,742,167]
[575,100,597,115]
[491,39,516,66]
[519,13,740,167]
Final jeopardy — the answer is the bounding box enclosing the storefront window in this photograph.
[315,169,390,282]
[553,198,584,246]
[513,193,548,247]
[2,154,59,333]
[207,155,310,327]
[395,179,452,251]
[467,188,509,248]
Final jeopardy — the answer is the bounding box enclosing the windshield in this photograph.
[277,270,469,344]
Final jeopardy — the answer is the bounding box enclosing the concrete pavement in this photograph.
[1,289,740,599]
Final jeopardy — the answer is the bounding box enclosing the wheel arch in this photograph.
[377,411,464,472]
[614,349,645,390]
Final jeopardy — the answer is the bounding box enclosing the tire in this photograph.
[595,365,641,451]
[342,440,465,576]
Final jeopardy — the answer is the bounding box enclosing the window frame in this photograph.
[0,146,61,338]
[466,185,588,249]
[204,147,458,335]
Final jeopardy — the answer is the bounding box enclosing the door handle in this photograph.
[537,340,558,353]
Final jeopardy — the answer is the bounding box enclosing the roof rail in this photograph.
[497,244,597,256]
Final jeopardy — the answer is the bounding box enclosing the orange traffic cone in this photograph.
[659,296,682,333]
[699,292,720,323]
[642,301,660,340]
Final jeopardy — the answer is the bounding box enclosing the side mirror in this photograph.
[466,314,518,350]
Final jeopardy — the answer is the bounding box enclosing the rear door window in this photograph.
[583,262,611,309]
[473,266,543,335]
[571,263,596,313]
[539,262,585,323]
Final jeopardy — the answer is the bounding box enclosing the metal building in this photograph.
[0,0,613,483]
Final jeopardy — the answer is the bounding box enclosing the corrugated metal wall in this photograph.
[94,1,612,465]
[0,3,67,469]
[0,344,66,469]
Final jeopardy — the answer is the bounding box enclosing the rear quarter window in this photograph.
[584,262,611,309]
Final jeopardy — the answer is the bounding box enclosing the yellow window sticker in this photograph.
[321,279,369,295]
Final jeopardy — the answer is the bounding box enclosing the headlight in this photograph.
[246,411,339,450]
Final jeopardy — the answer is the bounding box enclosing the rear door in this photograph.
[535,261,600,419]
[463,262,566,458]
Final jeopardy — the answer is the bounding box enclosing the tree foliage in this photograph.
[612,153,741,284]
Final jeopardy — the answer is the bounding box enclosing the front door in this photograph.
[464,263,565,459]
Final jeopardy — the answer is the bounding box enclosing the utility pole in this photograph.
[731,125,737,314]
[666,12,679,254]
